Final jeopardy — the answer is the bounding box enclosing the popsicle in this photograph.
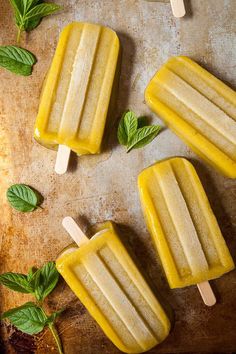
[34,22,120,174]
[145,56,236,178]
[138,157,235,305]
[56,217,170,353]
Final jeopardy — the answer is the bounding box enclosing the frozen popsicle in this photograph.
[145,56,236,178]
[34,22,120,174]
[138,157,235,305]
[56,217,170,353]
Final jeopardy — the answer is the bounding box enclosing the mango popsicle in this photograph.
[145,56,236,178]
[138,158,235,303]
[34,22,119,174]
[56,217,170,353]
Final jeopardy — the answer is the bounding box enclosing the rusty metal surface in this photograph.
[0,0,236,353]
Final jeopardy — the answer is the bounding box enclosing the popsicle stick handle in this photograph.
[62,216,89,247]
[170,0,186,17]
[197,281,216,306]
[55,145,71,175]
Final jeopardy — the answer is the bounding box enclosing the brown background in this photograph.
[0,0,236,353]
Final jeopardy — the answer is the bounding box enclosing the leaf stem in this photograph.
[41,307,64,354]
[48,323,64,354]
[17,28,22,45]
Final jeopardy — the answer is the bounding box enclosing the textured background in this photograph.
[0,0,236,353]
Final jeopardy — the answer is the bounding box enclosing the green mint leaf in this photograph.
[117,114,128,146]
[1,302,47,335]
[9,1,24,30]
[9,0,24,15]
[0,46,36,76]
[27,267,39,285]
[0,273,33,293]
[127,125,161,152]
[27,267,38,279]
[24,16,42,31]
[7,184,42,212]
[27,267,35,282]
[25,3,61,21]
[34,262,59,301]
[117,110,138,146]
[46,309,64,325]
[123,111,138,142]
[23,0,42,13]
[24,2,61,32]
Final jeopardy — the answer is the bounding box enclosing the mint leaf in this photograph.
[123,111,138,142]
[9,1,23,30]
[127,125,161,152]
[23,0,42,13]
[117,113,128,146]
[117,110,138,145]
[0,46,36,66]
[27,267,39,289]
[0,273,33,293]
[25,17,42,31]
[23,0,44,30]
[34,262,59,301]
[2,302,47,335]
[9,0,24,15]
[27,267,36,282]
[0,46,36,76]
[7,184,42,212]
[25,3,61,21]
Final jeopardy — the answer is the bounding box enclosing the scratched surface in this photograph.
[0,0,236,353]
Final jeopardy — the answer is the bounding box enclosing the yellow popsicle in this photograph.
[56,221,170,353]
[34,22,119,155]
[145,56,236,178]
[138,157,235,289]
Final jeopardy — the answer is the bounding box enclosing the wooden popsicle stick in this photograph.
[55,145,71,175]
[62,216,89,247]
[170,0,186,17]
[197,281,216,306]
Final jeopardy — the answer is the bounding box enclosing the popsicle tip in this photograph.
[55,145,71,175]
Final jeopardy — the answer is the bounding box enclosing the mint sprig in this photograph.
[0,46,36,76]
[0,262,64,354]
[117,110,162,152]
[9,0,61,43]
